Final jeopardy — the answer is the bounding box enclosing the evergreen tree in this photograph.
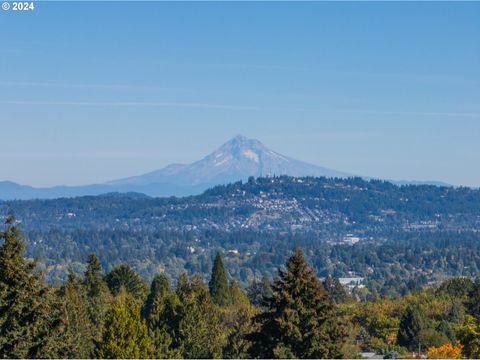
[223,280,258,359]
[323,275,349,304]
[142,274,170,320]
[83,253,111,353]
[106,264,148,301]
[176,272,190,299]
[397,305,428,351]
[209,251,232,307]
[466,277,480,318]
[437,277,474,299]
[0,216,67,358]
[230,279,250,308]
[60,272,95,358]
[99,290,154,359]
[177,273,225,358]
[249,248,348,358]
[84,254,109,298]
[247,276,273,309]
[142,274,181,359]
[458,315,480,358]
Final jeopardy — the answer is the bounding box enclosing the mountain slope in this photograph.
[109,135,351,187]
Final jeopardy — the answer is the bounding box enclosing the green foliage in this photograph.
[353,297,403,345]
[0,216,67,358]
[83,253,111,352]
[106,264,148,301]
[142,274,182,359]
[60,273,96,358]
[142,274,170,319]
[209,251,232,307]
[84,253,108,298]
[436,277,474,299]
[458,315,480,358]
[177,273,225,358]
[246,276,273,309]
[249,248,348,359]
[466,277,480,318]
[222,281,258,358]
[397,305,428,351]
[99,291,154,359]
[230,279,250,308]
[417,328,450,349]
[324,275,350,304]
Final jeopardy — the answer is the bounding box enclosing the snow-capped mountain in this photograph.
[109,135,350,188]
[0,135,451,200]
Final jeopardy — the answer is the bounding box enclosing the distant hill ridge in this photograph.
[2,175,478,284]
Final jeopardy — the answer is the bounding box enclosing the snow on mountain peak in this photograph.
[242,149,259,162]
[108,135,351,190]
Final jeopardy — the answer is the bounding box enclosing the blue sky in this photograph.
[1,2,479,187]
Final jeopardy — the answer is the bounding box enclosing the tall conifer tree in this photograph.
[142,274,170,320]
[209,251,232,307]
[249,248,347,359]
[99,290,154,359]
[83,253,111,353]
[397,305,428,351]
[84,254,108,299]
[223,280,258,358]
[60,272,95,358]
[106,264,148,301]
[0,216,67,358]
[142,274,181,359]
[177,273,225,358]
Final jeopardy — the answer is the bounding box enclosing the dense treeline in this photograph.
[13,228,480,298]
[1,217,480,359]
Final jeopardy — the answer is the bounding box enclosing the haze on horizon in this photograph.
[0,2,479,188]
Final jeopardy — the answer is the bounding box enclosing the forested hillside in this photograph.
[1,217,480,359]
[1,176,480,297]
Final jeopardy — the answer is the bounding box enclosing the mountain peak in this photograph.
[231,134,249,142]
[107,135,352,193]
[212,135,270,166]
[223,134,263,149]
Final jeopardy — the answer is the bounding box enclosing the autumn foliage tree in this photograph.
[427,342,463,359]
